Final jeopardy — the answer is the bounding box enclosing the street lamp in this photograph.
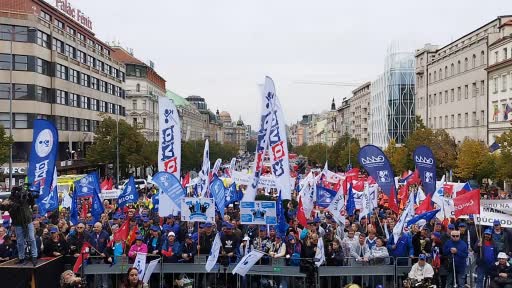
[8,26,36,191]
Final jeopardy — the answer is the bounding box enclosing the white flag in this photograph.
[393,192,414,241]
[229,157,237,178]
[158,97,181,178]
[327,186,345,225]
[416,186,426,206]
[133,252,147,281]
[197,140,210,197]
[232,250,265,276]
[143,258,160,284]
[432,191,454,220]
[205,233,221,272]
[212,158,222,176]
[359,183,371,221]
[315,237,325,267]
[62,190,72,209]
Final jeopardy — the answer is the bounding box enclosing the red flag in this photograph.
[107,178,114,190]
[407,170,421,186]
[443,184,454,197]
[126,225,139,246]
[388,186,399,213]
[114,220,130,242]
[367,176,376,185]
[73,242,91,273]
[352,180,365,192]
[453,189,480,218]
[297,197,308,227]
[181,172,190,187]
[100,179,108,190]
[416,193,433,214]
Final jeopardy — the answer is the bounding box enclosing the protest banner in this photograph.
[240,201,277,225]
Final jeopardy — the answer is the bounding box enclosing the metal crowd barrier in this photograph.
[82,255,405,288]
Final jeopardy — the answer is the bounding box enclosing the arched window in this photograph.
[439,69,443,80]
[464,58,468,71]
[481,51,485,65]
[445,66,448,78]
[457,60,461,73]
[434,71,437,81]
[136,83,140,92]
[451,63,455,75]
[472,54,476,68]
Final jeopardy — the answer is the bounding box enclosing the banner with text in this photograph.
[180,197,215,223]
[240,201,277,225]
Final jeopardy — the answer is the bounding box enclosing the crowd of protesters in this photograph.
[0,173,512,288]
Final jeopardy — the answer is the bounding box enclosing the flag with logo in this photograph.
[29,120,58,214]
[232,250,265,276]
[453,189,480,218]
[245,77,275,201]
[276,190,288,237]
[133,252,147,280]
[393,192,414,241]
[211,158,222,178]
[73,242,91,273]
[38,167,58,215]
[413,146,436,195]
[315,237,325,267]
[327,186,345,224]
[152,171,184,217]
[358,145,398,211]
[316,185,337,208]
[143,258,160,284]
[70,172,103,224]
[407,209,440,226]
[205,233,221,272]
[117,176,138,208]
[267,76,292,200]
[346,183,356,216]
[209,176,226,218]
[197,140,210,197]
[228,157,237,178]
[158,97,181,178]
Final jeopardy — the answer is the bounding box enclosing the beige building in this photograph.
[166,90,204,141]
[415,16,512,143]
[350,82,371,145]
[0,0,126,187]
[336,97,351,138]
[112,47,166,142]
[218,111,247,153]
[487,20,512,144]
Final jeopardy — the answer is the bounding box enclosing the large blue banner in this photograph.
[117,176,138,208]
[28,120,58,213]
[316,185,337,208]
[209,176,226,218]
[413,145,437,195]
[358,145,396,200]
[70,172,104,224]
[152,171,185,216]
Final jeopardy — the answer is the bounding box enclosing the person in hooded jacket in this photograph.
[474,228,497,288]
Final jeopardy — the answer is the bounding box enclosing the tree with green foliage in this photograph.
[494,130,512,181]
[384,139,410,175]
[0,125,13,166]
[246,139,257,153]
[86,117,146,177]
[455,139,495,182]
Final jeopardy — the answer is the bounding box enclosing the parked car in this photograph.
[119,179,148,190]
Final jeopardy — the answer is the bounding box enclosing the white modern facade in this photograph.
[371,48,415,149]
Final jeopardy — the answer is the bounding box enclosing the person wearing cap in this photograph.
[68,223,87,257]
[269,234,286,258]
[443,228,469,288]
[198,222,216,255]
[441,223,456,245]
[474,228,498,288]
[407,254,434,282]
[220,222,240,264]
[180,233,197,263]
[147,225,162,256]
[128,235,148,262]
[490,252,512,287]
[239,235,251,257]
[43,226,69,257]
[492,219,510,255]
[161,232,181,263]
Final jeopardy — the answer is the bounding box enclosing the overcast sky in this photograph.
[63,0,509,128]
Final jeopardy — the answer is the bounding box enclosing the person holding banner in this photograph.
[474,228,498,288]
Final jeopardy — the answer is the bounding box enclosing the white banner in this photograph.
[143,258,160,284]
[240,201,277,225]
[99,189,121,200]
[205,234,221,272]
[180,197,215,222]
[472,200,512,228]
[232,250,265,276]
[133,252,147,281]
[232,171,295,189]
[315,237,325,267]
[266,76,292,200]
[158,97,181,179]
[197,140,210,197]
[327,188,345,225]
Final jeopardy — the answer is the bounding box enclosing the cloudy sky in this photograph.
[63,0,508,128]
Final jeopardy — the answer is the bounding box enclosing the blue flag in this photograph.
[117,176,138,208]
[152,193,159,213]
[276,190,288,237]
[28,120,58,214]
[316,185,337,208]
[346,183,356,216]
[413,146,437,195]
[152,172,184,217]
[71,172,104,224]
[209,176,226,218]
[358,145,397,205]
[225,182,237,206]
[407,209,440,226]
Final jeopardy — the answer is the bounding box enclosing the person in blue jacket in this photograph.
[386,230,414,266]
[443,229,468,288]
[474,228,497,288]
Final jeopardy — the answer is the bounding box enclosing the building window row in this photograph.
[492,74,512,94]
[54,89,125,116]
[428,81,485,106]
[428,51,485,83]
[0,25,29,41]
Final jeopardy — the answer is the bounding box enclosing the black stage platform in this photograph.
[0,256,64,288]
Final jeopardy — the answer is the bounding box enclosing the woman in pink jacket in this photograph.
[128,235,148,263]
